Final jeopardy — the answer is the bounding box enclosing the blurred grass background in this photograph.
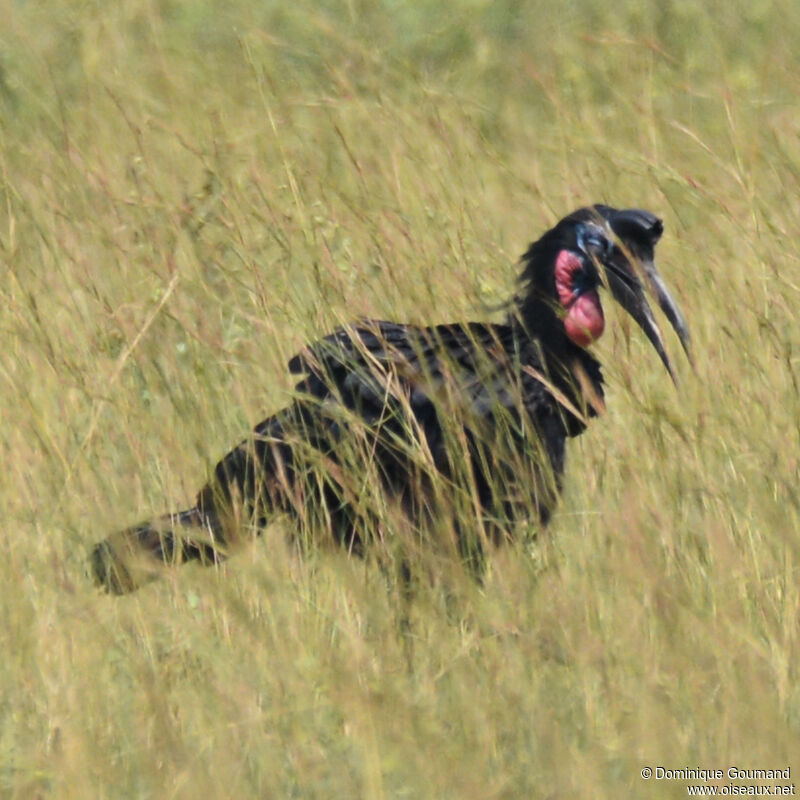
[1,0,800,796]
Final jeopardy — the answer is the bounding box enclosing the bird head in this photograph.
[518,205,691,382]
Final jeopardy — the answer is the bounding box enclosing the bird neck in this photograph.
[508,291,573,360]
[507,291,604,414]
[507,242,605,415]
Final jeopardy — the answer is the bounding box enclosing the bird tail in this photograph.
[90,507,223,594]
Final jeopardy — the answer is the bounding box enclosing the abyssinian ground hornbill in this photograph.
[91,205,691,593]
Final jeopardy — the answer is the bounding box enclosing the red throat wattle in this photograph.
[554,250,605,348]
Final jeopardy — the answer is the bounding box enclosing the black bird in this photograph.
[91,205,690,593]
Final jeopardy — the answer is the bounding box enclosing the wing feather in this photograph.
[288,320,547,417]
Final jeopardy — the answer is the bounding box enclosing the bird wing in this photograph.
[286,319,562,425]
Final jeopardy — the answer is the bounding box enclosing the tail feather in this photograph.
[90,507,222,594]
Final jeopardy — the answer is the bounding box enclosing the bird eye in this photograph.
[577,226,612,261]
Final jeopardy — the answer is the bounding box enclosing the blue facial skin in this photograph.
[572,223,610,297]
[570,264,593,298]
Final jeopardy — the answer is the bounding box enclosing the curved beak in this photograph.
[604,255,692,386]
[640,258,692,364]
[579,207,691,385]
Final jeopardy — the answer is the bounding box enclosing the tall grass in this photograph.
[1,0,799,796]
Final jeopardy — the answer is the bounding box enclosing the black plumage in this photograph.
[91,204,690,593]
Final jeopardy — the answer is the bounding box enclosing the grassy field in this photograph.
[2,0,800,796]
